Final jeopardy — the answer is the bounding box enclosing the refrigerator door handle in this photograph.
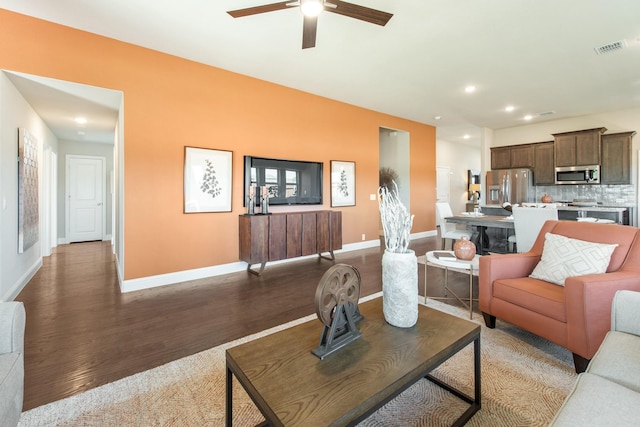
[503,174,510,204]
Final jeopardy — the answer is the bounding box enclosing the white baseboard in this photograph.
[116,230,436,292]
[121,239,381,293]
[120,231,437,293]
[57,235,113,245]
[411,230,437,239]
[2,258,42,302]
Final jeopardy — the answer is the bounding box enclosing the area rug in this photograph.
[18,295,577,426]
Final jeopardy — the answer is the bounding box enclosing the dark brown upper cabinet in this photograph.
[553,128,606,167]
[601,131,636,184]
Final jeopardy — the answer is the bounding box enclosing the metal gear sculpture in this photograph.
[311,264,363,359]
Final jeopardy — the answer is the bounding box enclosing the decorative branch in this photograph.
[379,167,399,191]
[378,181,414,253]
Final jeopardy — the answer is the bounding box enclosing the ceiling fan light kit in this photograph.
[227,0,392,49]
[300,0,324,17]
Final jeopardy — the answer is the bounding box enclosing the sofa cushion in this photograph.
[492,276,566,322]
[586,330,640,394]
[529,233,618,286]
[0,352,23,427]
[549,373,640,427]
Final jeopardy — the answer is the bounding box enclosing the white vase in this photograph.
[381,249,418,328]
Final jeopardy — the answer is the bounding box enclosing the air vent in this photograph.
[538,111,556,117]
[594,40,627,55]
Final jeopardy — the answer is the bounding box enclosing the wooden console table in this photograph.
[239,210,342,275]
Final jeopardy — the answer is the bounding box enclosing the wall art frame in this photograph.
[330,160,356,207]
[18,128,40,253]
[184,146,232,213]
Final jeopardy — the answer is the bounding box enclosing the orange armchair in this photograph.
[479,220,640,373]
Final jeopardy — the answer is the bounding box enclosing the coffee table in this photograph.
[226,297,481,426]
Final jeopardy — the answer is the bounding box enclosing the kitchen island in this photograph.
[481,204,629,225]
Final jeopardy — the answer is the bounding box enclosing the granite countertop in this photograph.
[555,205,628,212]
[482,204,629,213]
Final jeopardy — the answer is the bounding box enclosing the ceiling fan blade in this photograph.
[325,0,392,26]
[227,1,293,18]
[302,15,318,49]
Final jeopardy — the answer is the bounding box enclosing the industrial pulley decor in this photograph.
[311,264,363,359]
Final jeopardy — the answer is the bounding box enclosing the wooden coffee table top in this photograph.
[226,297,480,426]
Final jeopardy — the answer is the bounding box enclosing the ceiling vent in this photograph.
[594,40,627,55]
[538,111,556,117]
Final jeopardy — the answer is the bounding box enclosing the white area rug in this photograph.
[19,295,577,426]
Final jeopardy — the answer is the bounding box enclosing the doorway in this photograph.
[436,166,451,202]
[379,128,411,209]
[66,155,106,243]
[3,70,122,248]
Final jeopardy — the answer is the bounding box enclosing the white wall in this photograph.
[0,72,58,301]
[436,139,481,215]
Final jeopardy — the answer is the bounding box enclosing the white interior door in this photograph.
[67,155,105,243]
[436,166,451,202]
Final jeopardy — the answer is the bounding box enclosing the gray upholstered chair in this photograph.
[0,302,26,427]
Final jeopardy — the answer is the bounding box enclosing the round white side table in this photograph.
[418,250,480,319]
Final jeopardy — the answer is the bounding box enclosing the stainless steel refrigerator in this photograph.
[485,169,534,206]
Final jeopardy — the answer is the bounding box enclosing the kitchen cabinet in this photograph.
[490,144,533,169]
[510,144,534,168]
[533,141,555,185]
[553,127,606,167]
[491,147,511,169]
[601,131,636,184]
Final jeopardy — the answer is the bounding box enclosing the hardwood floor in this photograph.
[16,236,477,411]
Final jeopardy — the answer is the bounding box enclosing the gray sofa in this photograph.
[549,290,640,426]
[0,302,25,427]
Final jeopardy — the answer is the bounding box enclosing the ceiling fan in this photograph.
[227,0,393,49]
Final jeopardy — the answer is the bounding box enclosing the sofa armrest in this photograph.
[0,302,25,354]
[565,273,640,359]
[611,290,640,336]
[479,253,541,312]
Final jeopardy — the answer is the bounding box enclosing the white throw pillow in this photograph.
[529,233,618,286]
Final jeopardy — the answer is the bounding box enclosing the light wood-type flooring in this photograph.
[16,235,477,410]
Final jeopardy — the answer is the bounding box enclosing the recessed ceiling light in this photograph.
[524,115,533,121]
[463,134,470,139]
[464,85,476,94]
[434,115,442,120]
[505,105,515,112]
[75,117,87,124]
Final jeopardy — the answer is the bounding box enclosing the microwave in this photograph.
[555,165,600,185]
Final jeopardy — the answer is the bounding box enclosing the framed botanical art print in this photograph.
[330,160,355,207]
[184,147,232,213]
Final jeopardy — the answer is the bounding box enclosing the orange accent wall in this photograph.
[0,9,436,280]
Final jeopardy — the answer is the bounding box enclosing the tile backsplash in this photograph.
[534,184,636,206]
